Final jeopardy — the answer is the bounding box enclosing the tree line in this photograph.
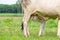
[0,4,22,13]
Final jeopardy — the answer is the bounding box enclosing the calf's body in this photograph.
[21,0,60,37]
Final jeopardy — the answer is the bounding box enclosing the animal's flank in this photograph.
[21,0,31,8]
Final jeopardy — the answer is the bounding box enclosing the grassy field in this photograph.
[0,13,23,17]
[0,13,60,40]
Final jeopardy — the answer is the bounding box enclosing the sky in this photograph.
[0,0,17,5]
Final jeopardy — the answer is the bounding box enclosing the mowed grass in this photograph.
[0,13,60,40]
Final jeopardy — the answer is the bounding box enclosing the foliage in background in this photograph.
[0,4,22,13]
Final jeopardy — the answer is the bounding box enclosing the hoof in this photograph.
[24,33,29,37]
[57,35,60,38]
[38,34,43,37]
[24,34,29,37]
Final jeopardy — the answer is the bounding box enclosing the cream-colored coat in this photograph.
[21,0,60,37]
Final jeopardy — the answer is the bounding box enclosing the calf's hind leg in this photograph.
[22,11,31,37]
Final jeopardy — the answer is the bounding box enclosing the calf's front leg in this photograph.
[57,19,60,37]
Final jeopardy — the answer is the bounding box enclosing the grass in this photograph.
[0,13,60,40]
[0,13,23,17]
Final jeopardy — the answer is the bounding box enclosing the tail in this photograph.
[21,22,24,30]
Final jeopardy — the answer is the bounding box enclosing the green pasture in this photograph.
[0,13,60,40]
[0,13,23,17]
